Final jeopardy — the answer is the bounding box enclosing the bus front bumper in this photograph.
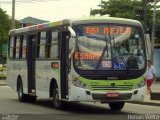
[69,84,146,102]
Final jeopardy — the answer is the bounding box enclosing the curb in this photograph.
[127,101,160,107]
[0,84,7,86]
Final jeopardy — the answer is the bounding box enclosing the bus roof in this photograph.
[9,19,69,35]
[9,17,142,35]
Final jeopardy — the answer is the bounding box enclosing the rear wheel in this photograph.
[17,78,36,103]
[27,95,37,103]
[109,102,125,111]
[17,80,27,102]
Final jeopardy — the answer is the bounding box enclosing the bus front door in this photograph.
[60,31,69,99]
[27,34,36,93]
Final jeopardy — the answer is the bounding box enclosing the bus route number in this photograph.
[85,27,99,34]
[51,62,59,69]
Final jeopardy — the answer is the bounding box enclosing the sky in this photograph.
[0,0,101,21]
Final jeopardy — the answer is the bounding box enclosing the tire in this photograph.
[17,80,26,102]
[27,96,37,103]
[52,84,65,109]
[18,78,36,103]
[109,102,125,111]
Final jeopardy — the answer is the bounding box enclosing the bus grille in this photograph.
[90,85,133,90]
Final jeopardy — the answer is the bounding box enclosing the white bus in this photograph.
[7,17,147,110]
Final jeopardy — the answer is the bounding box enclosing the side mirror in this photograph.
[68,26,76,50]
[68,26,76,59]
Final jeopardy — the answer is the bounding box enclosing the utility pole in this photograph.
[11,0,15,29]
[151,0,158,61]
[90,8,92,16]
[143,0,147,33]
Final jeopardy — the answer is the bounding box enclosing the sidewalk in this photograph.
[128,94,160,107]
[0,79,159,106]
[127,81,160,106]
[0,79,7,86]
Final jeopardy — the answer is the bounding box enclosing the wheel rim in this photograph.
[54,88,59,103]
[18,85,22,98]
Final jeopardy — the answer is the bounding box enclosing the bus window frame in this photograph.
[9,35,17,60]
[19,35,23,59]
[9,34,27,61]
[35,28,61,60]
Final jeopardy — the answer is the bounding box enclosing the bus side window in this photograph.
[50,30,59,59]
[9,36,14,59]
[39,31,46,58]
[22,35,27,59]
[15,36,20,59]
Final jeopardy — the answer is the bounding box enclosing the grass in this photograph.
[0,74,6,79]
[0,69,6,79]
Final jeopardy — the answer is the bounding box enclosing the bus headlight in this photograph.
[135,80,146,89]
[72,76,89,89]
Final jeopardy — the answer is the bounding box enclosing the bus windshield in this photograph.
[73,24,146,71]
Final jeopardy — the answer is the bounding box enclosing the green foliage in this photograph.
[0,8,11,44]
[155,10,160,43]
[91,0,160,43]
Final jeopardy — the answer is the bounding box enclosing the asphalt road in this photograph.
[0,86,160,120]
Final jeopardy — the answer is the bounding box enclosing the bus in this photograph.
[7,17,147,110]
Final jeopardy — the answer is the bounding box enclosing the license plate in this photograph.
[106,92,119,97]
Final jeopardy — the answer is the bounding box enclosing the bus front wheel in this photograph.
[52,84,64,109]
[108,102,125,111]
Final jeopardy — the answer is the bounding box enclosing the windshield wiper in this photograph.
[94,36,109,72]
[75,37,82,67]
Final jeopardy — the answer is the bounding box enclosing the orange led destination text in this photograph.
[85,27,131,35]
[85,27,99,35]
[74,52,100,60]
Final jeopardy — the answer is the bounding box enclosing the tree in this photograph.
[0,8,11,44]
[0,8,11,60]
[91,0,160,43]
[155,7,160,44]
[0,8,21,63]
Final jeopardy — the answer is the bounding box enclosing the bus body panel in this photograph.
[35,60,61,98]
[7,61,15,89]
[69,84,146,102]
[7,60,28,93]
[68,70,146,102]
